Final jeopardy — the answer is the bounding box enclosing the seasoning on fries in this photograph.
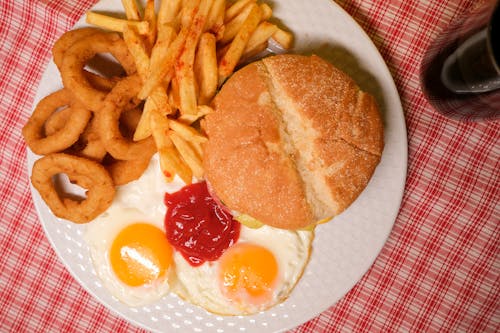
[83,0,293,183]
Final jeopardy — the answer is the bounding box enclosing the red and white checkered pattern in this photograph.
[0,0,498,332]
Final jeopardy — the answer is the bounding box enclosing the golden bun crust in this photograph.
[204,54,384,229]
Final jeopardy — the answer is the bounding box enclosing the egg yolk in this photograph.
[218,243,279,306]
[110,223,173,287]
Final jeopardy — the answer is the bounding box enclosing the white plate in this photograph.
[27,0,407,332]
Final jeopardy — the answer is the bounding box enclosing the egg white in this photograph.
[170,225,314,315]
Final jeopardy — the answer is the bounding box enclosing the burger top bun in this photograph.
[203,54,384,230]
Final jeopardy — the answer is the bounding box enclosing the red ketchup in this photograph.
[164,181,240,266]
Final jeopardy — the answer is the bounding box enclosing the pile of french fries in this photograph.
[86,0,293,184]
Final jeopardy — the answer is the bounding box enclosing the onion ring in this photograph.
[103,107,156,185]
[105,151,155,186]
[45,109,107,162]
[44,107,72,136]
[45,106,149,165]
[60,31,136,112]
[96,75,157,160]
[53,28,122,93]
[30,153,115,223]
[52,28,101,70]
[83,71,121,92]
[72,115,108,162]
[22,89,92,155]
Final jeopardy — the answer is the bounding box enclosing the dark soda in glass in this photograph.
[420,0,500,121]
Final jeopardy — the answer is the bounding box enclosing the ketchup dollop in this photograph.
[164,181,240,266]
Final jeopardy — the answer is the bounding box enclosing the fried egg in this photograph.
[170,225,314,315]
[84,155,180,306]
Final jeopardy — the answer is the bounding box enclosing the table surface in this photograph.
[1,0,498,332]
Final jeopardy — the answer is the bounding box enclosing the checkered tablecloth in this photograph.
[1,0,498,332]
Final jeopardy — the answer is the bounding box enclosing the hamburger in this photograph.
[203,54,384,230]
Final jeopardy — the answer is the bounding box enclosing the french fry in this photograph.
[138,26,189,99]
[143,0,157,50]
[225,0,255,22]
[218,3,261,85]
[220,2,253,44]
[169,119,207,143]
[121,0,141,20]
[176,61,198,115]
[168,77,181,111]
[181,0,200,28]
[86,11,150,35]
[123,23,156,141]
[150,109,193,184]
[140,17,189,100]
[149,24,176,73]
[149,88,172,116]
[148,24,175,98]
[194,33,218,105]
[169,130,204,179]
[133,99,154,141]
[125,22,176,141]
[177,0,213,115]
[125,25,171,138]
[189,140,204,159]
[134,88,171,141]
[178,105,213,124]
[259,3,272,21]
[243,21,277,56]
[149,107,170,149]
[206,0,225,34]
[271,27,293,49]
[160,145,193,184]
[158,0,182,25]
[123,25,150,80]
[158,147,178,182]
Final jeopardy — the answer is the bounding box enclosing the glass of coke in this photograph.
[420,0,500,121]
